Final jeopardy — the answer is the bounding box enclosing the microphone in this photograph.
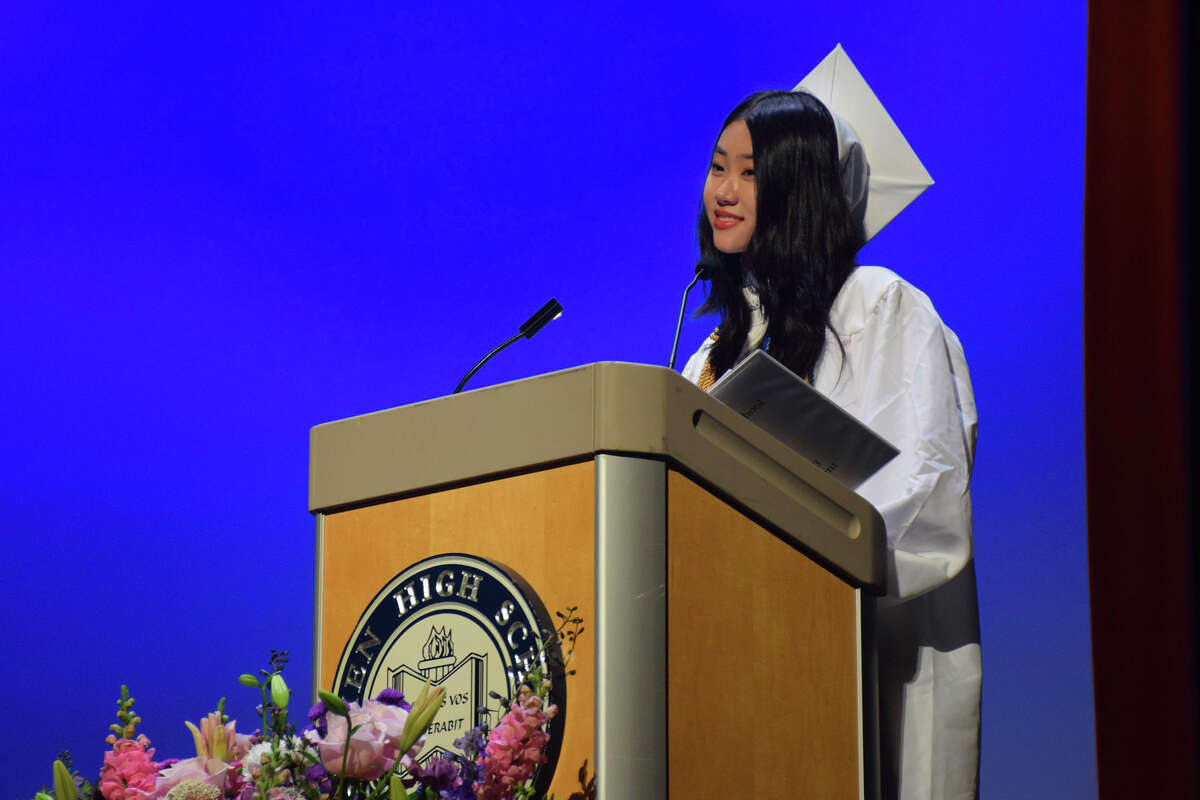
[668,257,718,370]
[453,298,564,394]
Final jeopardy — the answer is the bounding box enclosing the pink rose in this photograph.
[147,757,229,800]
[305,699,414,780]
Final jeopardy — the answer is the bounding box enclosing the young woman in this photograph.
[682,90,981,800]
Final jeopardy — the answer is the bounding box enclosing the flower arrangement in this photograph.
[32,611,588,800]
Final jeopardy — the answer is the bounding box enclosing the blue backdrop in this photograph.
[0,3,1091,796]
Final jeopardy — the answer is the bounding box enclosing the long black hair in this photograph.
[697,90,862,382]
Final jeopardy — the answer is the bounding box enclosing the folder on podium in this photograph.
[309,362,886,800]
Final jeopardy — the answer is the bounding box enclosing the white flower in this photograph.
[241,736,306,780]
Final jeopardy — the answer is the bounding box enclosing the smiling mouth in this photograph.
[712,211,743,230]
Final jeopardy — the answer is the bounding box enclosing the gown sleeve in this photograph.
[828,277,977,600]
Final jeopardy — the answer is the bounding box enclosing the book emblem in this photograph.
[332,553,564,785]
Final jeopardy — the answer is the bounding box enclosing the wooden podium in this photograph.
[309,362,886,800]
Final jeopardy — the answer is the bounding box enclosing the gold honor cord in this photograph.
[697,329,720,391]
[696,329,813,391]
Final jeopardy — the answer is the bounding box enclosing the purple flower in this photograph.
[441,782,477,800]
[306,702,328,738]
[453,725,488,761]
[373,688,411,711]
[305,764,333,795]
[407,757,462,793]
[446,744,482,793]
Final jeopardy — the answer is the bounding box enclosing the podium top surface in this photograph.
[309,362,885,591]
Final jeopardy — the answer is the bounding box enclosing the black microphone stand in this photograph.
[454,298,563,394]
[668,258,717,370]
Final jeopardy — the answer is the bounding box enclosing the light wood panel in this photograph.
[319,461,862,798]
[668,469,860,799]
[319,462,596,799]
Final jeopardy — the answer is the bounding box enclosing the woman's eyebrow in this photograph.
[713,146,754,159]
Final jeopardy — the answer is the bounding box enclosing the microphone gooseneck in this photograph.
[668,257,719,370]
[454,298,564,394]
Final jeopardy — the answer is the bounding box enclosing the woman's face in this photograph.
[704,119,756,254]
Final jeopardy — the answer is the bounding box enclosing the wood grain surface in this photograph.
[318,462,861,798]
[319,462,596,799]
[668,469,860,799]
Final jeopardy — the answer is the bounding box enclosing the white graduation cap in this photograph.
[795,44,933,241]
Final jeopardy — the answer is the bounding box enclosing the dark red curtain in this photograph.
[1085,1,1198,796]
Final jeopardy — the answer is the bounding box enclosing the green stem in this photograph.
[364,748,407,800]
[332,721,363,800]
[260,684,272,732]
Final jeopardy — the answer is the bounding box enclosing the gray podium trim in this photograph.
[858,592,881,800]
[692,410,861,539]
[309,363,885,593]
[594,454,667,800]
[313,512,325,702]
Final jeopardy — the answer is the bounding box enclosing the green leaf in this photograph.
[52,760,77,800]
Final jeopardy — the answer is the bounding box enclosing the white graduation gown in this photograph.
[682,266,981,800]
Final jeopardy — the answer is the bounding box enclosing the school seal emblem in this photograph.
[332,553,564,784]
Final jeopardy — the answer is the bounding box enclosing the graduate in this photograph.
[681,49,981,800]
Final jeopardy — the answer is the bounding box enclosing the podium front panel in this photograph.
[316,462,598,799]
[313,432,876,797]
[667,468,866,799]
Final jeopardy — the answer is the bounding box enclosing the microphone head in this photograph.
[519,298,564,339]
[695,256,720,279]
